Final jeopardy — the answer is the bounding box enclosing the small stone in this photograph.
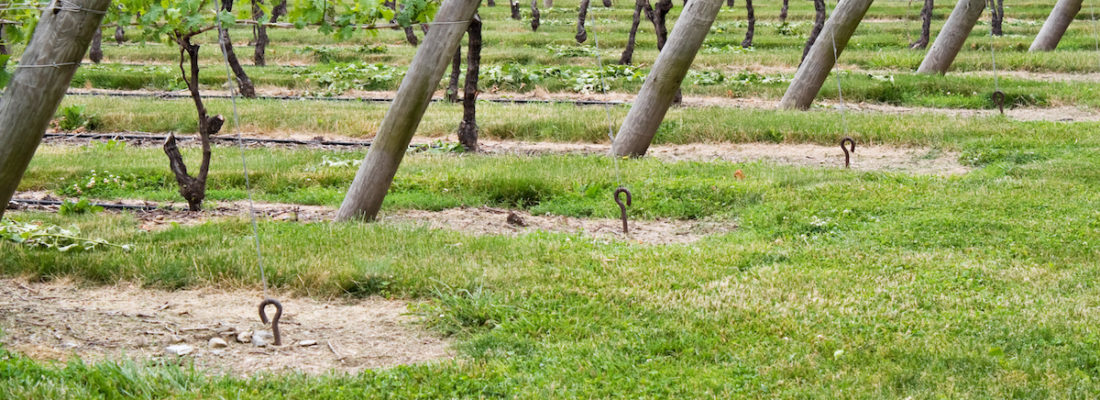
[165,344,193,356]
[209,337,228,348]
[252,330,274,347]
[61,341,79,349]
[236,331,252,343]
[506,212,527,227]
[297,340,318,347]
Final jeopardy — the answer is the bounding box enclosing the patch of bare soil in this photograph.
[8,193,731,245]
[0,278,451,376]
[380,207,734,245]
[476,140,971,176]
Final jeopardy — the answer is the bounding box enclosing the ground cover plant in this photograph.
[3,0,1100,397]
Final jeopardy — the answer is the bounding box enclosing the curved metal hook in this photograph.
[991,90,1005,115]
[840,137,856,169]
[613,187,632,234]
[258,298,283,346]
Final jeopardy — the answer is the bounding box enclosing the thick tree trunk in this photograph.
[253,0,269,66]
[530,0,540,31]
[511,0,522,19]
[0,0,110,218]
[458,18,482,152]
[114,25,126,44]
[219,0,256,97]
[801,0,826,62]
[910,0,933,49]
[991,0,1004,36]
[780,0,789,22]
[336,0,480,221]
[620,0,648,65]
[446,45,462,102]
[576,0,591,42]
[1029,0,1082,51]
[165,40,225,211]
[742,0,755,47]
[781,0,874,109]
[610,0,723,157]
[917,0,985,74]
[89,28,103,64]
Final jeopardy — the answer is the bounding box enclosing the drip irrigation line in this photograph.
[42,132,375,147]
[63,90,629,107]
[7,198,168,212]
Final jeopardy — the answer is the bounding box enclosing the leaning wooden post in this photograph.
[0,0,110,219]
[335,0,480,221]
[610,0,723,157]
[916,0,985,74]
[1029,0,1082,51]
[778,0,873,110]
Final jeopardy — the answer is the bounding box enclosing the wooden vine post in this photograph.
[1029,0,1082,52]
[0,0,110,219]
[610,0,724,157]
[916,0,984,74]
[779,0,874,110]
[336,0,480,221]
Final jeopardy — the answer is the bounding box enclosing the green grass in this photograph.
[4,131,1100,396]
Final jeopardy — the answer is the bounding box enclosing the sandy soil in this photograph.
[0,278,451,376]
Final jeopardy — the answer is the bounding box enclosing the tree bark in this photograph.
[0,0,110,218]
[742,0,755,47]
[218,0,257,97]
[610,0,724,157]
[801,0,826,62]
[458,18,482,152]
[991,0,1004,36]
[917,0,984,74]
[446,45,462,102]
[269,0,288,23]
[253,0,269,66]
[511,0,522,19]
[0,24,7,56]
[336,0,480,221]
[403,26,419,45]
[910,0,933,49]
[89,28,103,64]
[1029,0,1082,51]
[165,39,225,211]
[576,0,591,42]
[620,0,649,65]
[780,0,789,22]
[650,0,673,50]
[114,25,126,44]
[530,0,540,31]
[781,0,874,109]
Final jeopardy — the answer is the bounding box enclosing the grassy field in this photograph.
[4,0,1100,398]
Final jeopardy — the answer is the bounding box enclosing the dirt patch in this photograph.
[476,140,970,176]
[8,193,732,245]
[0,278,451,376]
[380,207,734,245]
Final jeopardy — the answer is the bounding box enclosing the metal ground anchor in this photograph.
[258,298,283,346]
[614,187,632,234]
[840,137,856,169]
[992,90,1005,115]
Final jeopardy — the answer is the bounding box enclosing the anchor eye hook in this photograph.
[613,187,632,234]
[840,137,856,169]
[991,90,1005,115]
[258,298,283,346]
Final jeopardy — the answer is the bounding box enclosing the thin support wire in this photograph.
[588,12,622,187]
[987,0,999,93]
[217,12,268,299]
[826,0,850,138]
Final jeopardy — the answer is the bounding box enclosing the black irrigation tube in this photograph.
[7,198,168,212]
[64,90,628,107]
[43,132,374,147]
